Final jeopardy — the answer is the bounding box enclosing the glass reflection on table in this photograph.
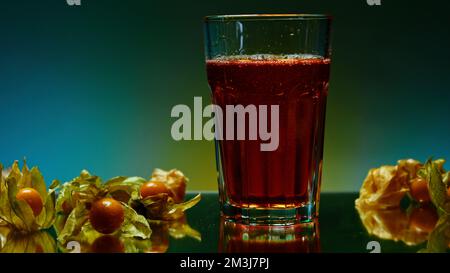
[219,217,320,253]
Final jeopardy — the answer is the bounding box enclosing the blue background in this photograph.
[1,0,449,191]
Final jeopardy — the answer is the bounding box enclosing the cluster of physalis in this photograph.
[355,159,450,252]
[0,160,201,253]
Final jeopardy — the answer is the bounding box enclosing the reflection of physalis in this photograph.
[166,216,201,241]
[356,204,438,246]
[58,229,152,253]
[0,225,10,248]
[147,216,201,253]
[0,226,56,253]
[0,161,58,233]
[420,215,450,253]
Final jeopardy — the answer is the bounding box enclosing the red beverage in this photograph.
[207,55,330,209]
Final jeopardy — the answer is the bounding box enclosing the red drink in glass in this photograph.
[207,56,330,209]
[204,14,332,223]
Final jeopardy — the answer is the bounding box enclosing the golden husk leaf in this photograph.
[355,159,422,209]
[151,169,187,203]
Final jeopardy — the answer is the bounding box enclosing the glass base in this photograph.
[221,202,317,225]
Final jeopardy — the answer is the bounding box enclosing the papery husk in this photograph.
[55,171,160,245]
[417,160,450,214]
[355,163,411,209]
[127,169,201,220]
[104,176,146,203]
[0,225,10,249]
[0,228,56,253]
[55,173,146,237]
[1,166,10,180]
[55,170,102,215]
[55,168,199,245]
[57,201,151,245]
[0,161,58,232]
[57,172,146,215]
[151,169,187,203]
[138,193,201,221]
[354,159,444,208]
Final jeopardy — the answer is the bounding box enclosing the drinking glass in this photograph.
[204,14,332,224]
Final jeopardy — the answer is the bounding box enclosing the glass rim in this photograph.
[204,14,331,22]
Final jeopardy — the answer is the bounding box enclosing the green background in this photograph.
[0,0,449,192]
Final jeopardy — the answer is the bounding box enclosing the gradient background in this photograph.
[0,0,449,192]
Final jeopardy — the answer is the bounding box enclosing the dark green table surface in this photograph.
[1,193,441,253]
[166,192,429,253]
